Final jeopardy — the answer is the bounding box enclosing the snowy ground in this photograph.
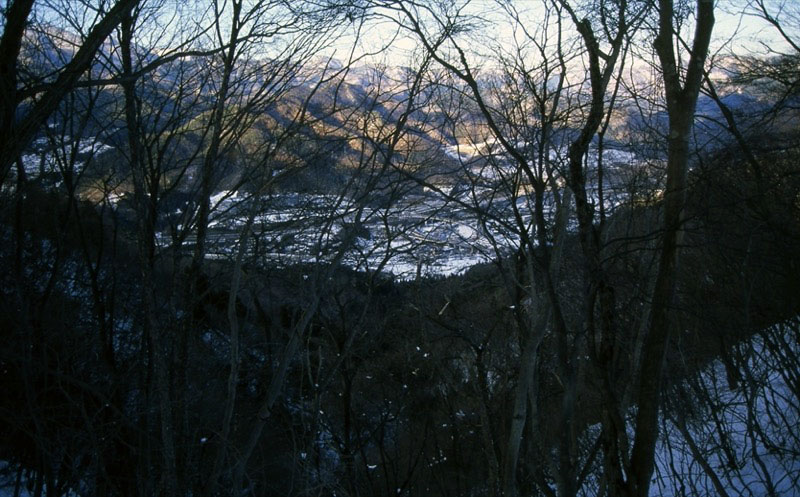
[4,321,796,496]
[651,320,800,496]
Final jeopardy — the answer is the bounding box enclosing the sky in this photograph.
[320,0,796,69]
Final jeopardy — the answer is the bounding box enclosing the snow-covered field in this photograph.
[20,136,111,179]
[161,190,510,279]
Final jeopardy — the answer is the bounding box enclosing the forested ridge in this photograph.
[1,1,799,496]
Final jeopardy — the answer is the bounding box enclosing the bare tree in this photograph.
[0,0,141,182]
[625,3,715,496]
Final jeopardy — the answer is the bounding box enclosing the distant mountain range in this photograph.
[18,30,785,201]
